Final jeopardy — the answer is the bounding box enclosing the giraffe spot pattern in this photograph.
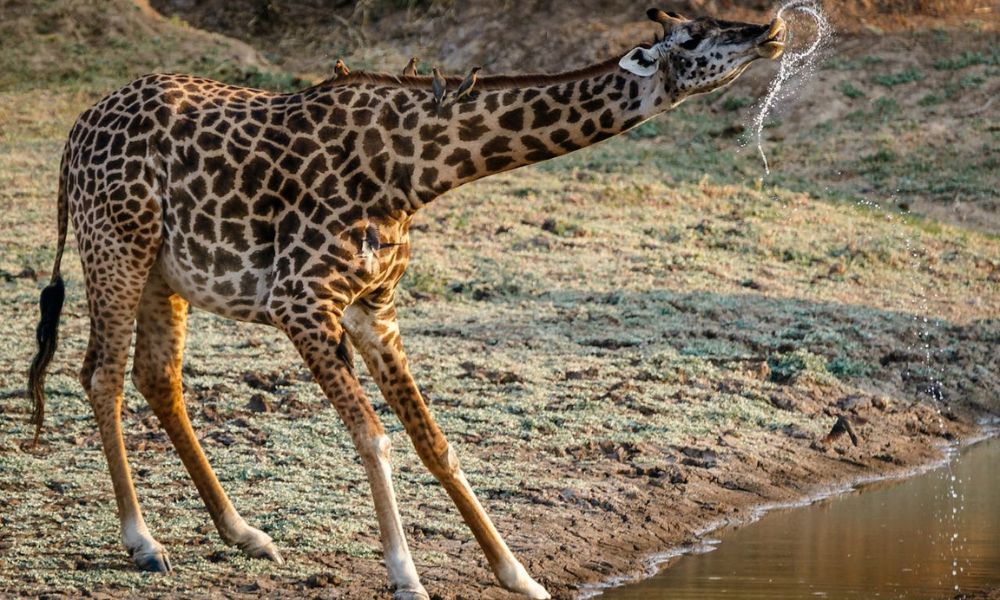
[49,20,776,576]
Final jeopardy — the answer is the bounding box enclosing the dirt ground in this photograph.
[1,1,998,599]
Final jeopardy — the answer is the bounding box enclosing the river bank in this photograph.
[593,429,1000,599]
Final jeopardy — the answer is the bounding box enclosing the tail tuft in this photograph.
[27,274,65,446]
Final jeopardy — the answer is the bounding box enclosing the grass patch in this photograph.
[827,356,876,379]
[959,73,986,89]
[872,68,926,87]
[627,120,665,140]
[721,96,754,111]
[197,62,311,92]
[768,350,837,386]
[933,49,1000,70]
[872,96,901,120]
[837,81,866,99]
[917,93,942,106]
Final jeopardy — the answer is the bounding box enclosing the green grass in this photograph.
[213,64,310,92]
[837,81,866,99]
[933,48,1000,70]
[722,96,754,111]
[917,93,942,106]
[768,350,836,385]
[959,73,986,89]
[871,68,926,87]
[828,356,876,379]
[871,96,901,117]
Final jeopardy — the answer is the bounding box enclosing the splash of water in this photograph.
[748,3,970,590]
[752,0,832,174]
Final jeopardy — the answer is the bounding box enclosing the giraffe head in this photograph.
[620,8,786,100]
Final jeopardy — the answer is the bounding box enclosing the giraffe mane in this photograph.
[309,51,639,92]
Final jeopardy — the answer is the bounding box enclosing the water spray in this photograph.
[752,0,832,174]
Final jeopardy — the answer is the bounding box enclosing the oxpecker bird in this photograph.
[402,57,419,77]
[454,66,482,101]
[821,416,860,447]
[360,224,402,256]
[432,67,447,106]
[334,59,350,77]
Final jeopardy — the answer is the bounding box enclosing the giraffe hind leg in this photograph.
[79,269,170,572]
[132,272,282,564]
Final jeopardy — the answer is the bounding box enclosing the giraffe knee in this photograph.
[425,443,460,480]
[133,368,180,414]
[360,434,392,464]
[81,362,123,398]
[79,342,100,394]
[79,363,96,396]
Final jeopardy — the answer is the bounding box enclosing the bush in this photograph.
[768,350,837,385]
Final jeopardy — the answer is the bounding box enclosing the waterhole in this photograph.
[597,436,999,599]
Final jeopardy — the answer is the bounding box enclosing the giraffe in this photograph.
[26,9,786,599]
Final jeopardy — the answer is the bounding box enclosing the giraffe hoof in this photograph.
[242,540,285,565]
[498,563,550,599]
[134,550,172,573]
[512,580,550,600]
[231,525,284,564]
[393,588,430,600]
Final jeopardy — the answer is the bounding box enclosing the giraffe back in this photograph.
[64,74,413,324]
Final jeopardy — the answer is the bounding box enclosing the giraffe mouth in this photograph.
[757,18,787,59]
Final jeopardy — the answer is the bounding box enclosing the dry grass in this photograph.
[0,0,283,92]
[862,0,987,15]
[1,2,998,597]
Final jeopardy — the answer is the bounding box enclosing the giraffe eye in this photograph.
[680,36,702,50]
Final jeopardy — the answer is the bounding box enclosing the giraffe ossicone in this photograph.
[26,7,785,598]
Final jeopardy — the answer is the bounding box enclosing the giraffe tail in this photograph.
[27,146,69,446]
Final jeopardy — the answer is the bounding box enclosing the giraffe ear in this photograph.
[619,46,659,77]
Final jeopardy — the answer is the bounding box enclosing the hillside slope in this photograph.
[0,0,275,92]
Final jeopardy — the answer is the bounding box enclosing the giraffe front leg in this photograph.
[343,303,550,599]
[360,433,428,600]
[275,303,427,599]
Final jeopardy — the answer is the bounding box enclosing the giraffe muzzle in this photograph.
[757,18,787,59]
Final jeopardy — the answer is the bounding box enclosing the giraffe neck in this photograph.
[415,69,667,205]
[314,64,671,214]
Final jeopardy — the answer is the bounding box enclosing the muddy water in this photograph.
[600,436,1000,599]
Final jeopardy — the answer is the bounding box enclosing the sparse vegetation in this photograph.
[872,67,926,87]
[837,81,866,99]
[1,1,999,598]
[933,49,1000,70]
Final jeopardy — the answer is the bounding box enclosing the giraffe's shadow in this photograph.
[403,286,1000,417]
